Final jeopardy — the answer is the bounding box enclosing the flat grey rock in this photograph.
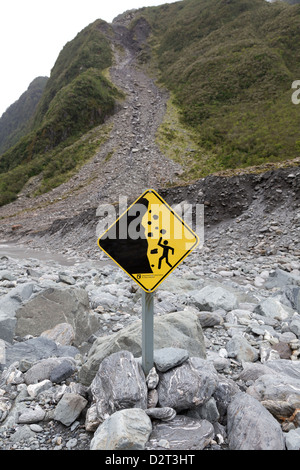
[4,336,79,370]
[18,405,45,424]
[265,359,300,380]
[146,415,214,450]
[154,347,189,372]
[24,357,75,385]
[190,285,238,312]
[145,407,176,421]
[6,337,58,369]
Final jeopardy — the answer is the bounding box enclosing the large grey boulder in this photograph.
[254,297,295,321]
[190,285,238,312]
[225,334,259,362]
[285,428,300,450]
[238,362,277,383]
[247,372,300,420]
[227,392,285,450]
[90,408,152,450]
[264,268,300,289]
[4,336,79,369]
[90,351,147,422]
[14,287,99,346]
[24,356,76,385]
[265,359,300,380]
[276,286,300,314]
[157,357,218,411]
[0,283,35,342]
[54,392,88,426]
[79,310,206,385]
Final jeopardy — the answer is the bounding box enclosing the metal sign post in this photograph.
[142,290,154,375]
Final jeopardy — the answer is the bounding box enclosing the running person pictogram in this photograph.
[157,237,174,269]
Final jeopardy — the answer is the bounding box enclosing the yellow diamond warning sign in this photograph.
[97,189,199,292]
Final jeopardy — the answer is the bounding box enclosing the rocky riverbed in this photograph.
[0,228,300,450]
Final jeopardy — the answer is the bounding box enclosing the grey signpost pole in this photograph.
[97,189,199,376]
[142,290,154,375]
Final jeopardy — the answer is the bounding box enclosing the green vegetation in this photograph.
[0,123,111,206]
[33,20,114,127]
[0,20,123,206]
[0,77,48,155]
[141,0,300,177]
[156,95,220,179]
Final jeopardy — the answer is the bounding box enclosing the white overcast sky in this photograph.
[0,0,179,118]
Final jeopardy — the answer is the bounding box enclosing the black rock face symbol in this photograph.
[99,197,153,275]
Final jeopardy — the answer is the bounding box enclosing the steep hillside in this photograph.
[1,0,300,210]
[139,0,300,177]
[0,13,183,239]
[0,20,123,206]
[32,20,115,129]
[0,76,48,155]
